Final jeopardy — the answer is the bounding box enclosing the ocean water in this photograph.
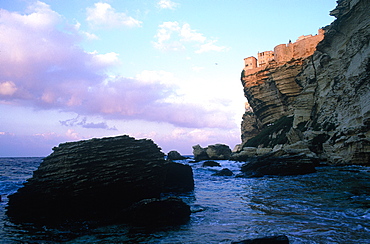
[0,157,369,243]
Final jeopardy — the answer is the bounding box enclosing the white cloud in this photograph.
[86,2,142,28]
[82,31,99,40]
[91,51,121,67]
[74,20,99,40]
[195,40,229,54]
[157,0,179,10]
[153,21,228,53]
[0,81,17,95]
[153,21,182,50]
[180,23,206,42]
[23,1,61,30]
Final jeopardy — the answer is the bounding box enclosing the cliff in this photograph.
[239,0,370,165]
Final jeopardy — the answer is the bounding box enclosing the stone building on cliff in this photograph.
[243,29,325,74]
[239,0,370,166]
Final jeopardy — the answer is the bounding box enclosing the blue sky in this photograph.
[0,0,336,156]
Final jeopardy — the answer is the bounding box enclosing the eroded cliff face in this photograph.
[240,0,370,165]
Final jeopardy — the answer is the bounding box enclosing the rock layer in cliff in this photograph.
[239,0,370,165]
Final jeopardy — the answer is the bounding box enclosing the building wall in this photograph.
[257,51,274,67]
[244,29,325,70]
[244,57,257,70]
[274,44,293,64]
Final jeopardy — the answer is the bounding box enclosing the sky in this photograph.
[0,0,337,156]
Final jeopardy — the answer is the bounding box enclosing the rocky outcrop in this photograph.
[192,144,232,160]
[167,150,187,160]
[240,0,370,165]
[240,153,317,177]
[202,161,221,167]
[232,235,289,244]
[163,162,194,192]
[212,168,233,176]
[7,135,193,225]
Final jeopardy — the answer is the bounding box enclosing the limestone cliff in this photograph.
[240,0,370,165]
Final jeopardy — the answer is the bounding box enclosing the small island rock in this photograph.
[6,135,193,226]
[202,161,221,167]
[167,150,187,160]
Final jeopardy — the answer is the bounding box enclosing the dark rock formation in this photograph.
[192,144,209,160]
[127,197,191,226]
[232,235,289,244]
[6,135,193,226]
[212,168,233,176]
[163,162,194,192]
[241,110,262,143]
[167,150,186,160]
[239,0,370,165]
[193,144,232,160]
[240,153,317,177]
[202,161,221,167]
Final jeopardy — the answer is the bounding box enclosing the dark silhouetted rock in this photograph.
[128,197,191,226]
[212,168,233,176]
[232,234,289,244]
[240,153,316,177]
[6,135,193,226]
[202,161,221,167]
[167,150,186,160]
[163,162,194,192]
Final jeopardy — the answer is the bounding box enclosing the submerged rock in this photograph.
[6,135,193,226]
[240,153,317,177]
[232,234,289,244]
[212,168,233,176]
[202,161,221,167]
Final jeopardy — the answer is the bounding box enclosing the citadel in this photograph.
[243,29,325,74]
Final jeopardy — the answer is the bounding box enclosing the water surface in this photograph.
[1,158,369,243]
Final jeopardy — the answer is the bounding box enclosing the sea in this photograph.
[0,157,370,243]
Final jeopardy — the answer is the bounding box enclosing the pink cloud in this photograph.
[0,1,235,129]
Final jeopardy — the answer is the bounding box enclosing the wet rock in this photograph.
[163,162,194,192]
[232,234,289,244]
[240,153,317,177]
[202,161,221,167]
[212,168,233,176]
[6,135,193,226]
[167,150,186,160]
[128,197,191,226]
